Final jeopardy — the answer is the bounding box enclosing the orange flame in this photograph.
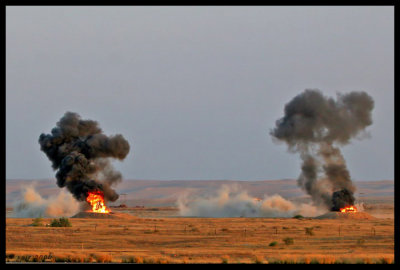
[86,191,111,213]
[340,205,357,213]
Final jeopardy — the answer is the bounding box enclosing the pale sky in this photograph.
[6,6,394,181]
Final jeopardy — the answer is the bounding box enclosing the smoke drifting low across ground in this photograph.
[270,89,374,211]
[12,185,80,218]
[177,185,322,217]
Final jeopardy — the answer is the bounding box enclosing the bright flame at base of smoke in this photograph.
[12,185,80,218]
[86,191,111,213]
[340,205,358,213]
[177,185,325,218]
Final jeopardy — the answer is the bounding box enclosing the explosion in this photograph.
[39,112,130,210]
[270,89,374,211]
[86,191,110,213]
[340,205,357,213]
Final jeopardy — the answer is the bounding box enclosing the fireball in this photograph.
[340,205,357,213]
[86,191,111,213]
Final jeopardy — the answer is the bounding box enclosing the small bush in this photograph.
[6,253,15,259]
[50,217,72,227]
[31,217,44,227]
[54,256,68,262]
[379,257,393,264]
[293,215,304,219]
[305,227,314,236]
[143,257,155,264]
[310,258,320,264]
[357,238,365,245]
[122,256,142,263]
[133,256,144,263]
[269,241,278,247]
[156,257,170,264]
[30,256,39,262]
[283,237,294,245]
[221,256,229,264]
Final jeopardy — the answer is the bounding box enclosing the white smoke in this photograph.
[12,184,81,218]
[177,184,323,217]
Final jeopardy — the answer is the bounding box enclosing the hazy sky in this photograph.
[6,6,394,181]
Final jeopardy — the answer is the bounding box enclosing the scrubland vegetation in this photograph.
[6,210,394,264]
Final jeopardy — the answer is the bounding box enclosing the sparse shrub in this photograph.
[293,214,303,219]
[31,217,44,227]
[305,227,314,236]
[321,256,336,264]
[156,257,169,264]
[309,258,320,264]
[30,255,41,262]
[357,238,365,245]
[221,228,229,232]
[55,256,68,262]
[269,241,278,247]
[355,258,365,264]
[143,257,155,264]
[338,258,351,264]
[221,256,229,264]
[133,256,144,263]
[17,255,28,262]
[362,257,372,264]
[283,237,294,245]
[379,257,393,264]
[283,258,297,264]
[122,256,142,263]
[50,217,72,227]
[121,257,131,263]
[6,253,15,259]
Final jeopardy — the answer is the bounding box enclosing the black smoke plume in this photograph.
[270,89,374,211]
[39,112,130,203]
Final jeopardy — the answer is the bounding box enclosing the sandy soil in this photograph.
[5,208,394,264]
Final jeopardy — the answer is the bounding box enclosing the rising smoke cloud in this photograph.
[38,112,130,203]
[177,185,322,217]
[270,89,374,211]
[12,184,80,218]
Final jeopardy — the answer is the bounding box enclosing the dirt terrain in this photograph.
[5,179,394,263]
[5,207,394,264]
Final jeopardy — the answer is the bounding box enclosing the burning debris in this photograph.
[86,191,111,213]
[39,112,130,213]
[271,89,374,212]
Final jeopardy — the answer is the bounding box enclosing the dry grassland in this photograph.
[5,210,394,264]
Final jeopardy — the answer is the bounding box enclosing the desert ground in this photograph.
[5,179,394,264]
[5,206,394,264]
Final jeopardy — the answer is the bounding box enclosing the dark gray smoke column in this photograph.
[39,112,130,203]
[270,89,374,211]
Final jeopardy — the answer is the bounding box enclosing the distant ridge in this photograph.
[6,179,394,207]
